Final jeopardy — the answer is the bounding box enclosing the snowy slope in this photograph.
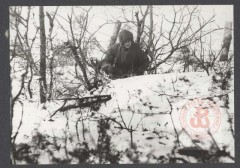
[12,72,234,163]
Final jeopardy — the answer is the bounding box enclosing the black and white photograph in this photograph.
[9,5,234,164]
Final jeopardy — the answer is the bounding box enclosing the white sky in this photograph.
[48,5,233,42]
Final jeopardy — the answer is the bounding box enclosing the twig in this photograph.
[166,97,180,147]
[171,74,178,92]
[80,110,86,141]
[11,101,24,144]
[49,100,67,119]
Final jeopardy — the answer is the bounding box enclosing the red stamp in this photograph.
[179,98,221,139]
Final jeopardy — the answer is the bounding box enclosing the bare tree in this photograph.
[146,6,221,73]
[219,22,232,61]
[10,6,39,163]
[146,5,154,72]
[10,5,39,125]
[39,6,47,103]
[55,7,110,91]
[135,6,149,44]
[117,6,220,74]
[46,7,59,100]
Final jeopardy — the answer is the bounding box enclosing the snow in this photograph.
[12,71,234,164]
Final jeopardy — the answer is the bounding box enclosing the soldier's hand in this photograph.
[101,64,113,74]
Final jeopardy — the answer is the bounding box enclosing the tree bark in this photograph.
[135,6,149,43]
[147,5,154,73]
[220,22,232,61]
[147,5,153,53]
[39,6,47,103]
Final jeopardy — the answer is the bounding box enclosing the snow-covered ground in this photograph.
[12,71,234,164]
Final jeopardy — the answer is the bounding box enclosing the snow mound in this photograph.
[12,72,234,163]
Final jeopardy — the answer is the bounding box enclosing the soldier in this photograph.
[100,30,149,79]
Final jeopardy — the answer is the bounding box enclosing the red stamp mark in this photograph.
[179,98,221,139]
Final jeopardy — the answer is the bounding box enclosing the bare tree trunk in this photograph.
[39,6,47,103]
[220,22,232,61]
[135,6,149,43]
[46,8,58,100]
[147,5,154,73]
[147,5,153,53]
[109,20,121,47]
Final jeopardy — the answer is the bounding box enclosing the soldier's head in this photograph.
[119,30,133,49]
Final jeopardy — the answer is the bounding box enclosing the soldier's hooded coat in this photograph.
[101,30,149,79]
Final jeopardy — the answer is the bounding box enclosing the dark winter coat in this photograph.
[101,30,149,79]
[101,42,149,79]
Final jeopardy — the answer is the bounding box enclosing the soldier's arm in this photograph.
[101,45,118,66]
[100,47,115,74]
